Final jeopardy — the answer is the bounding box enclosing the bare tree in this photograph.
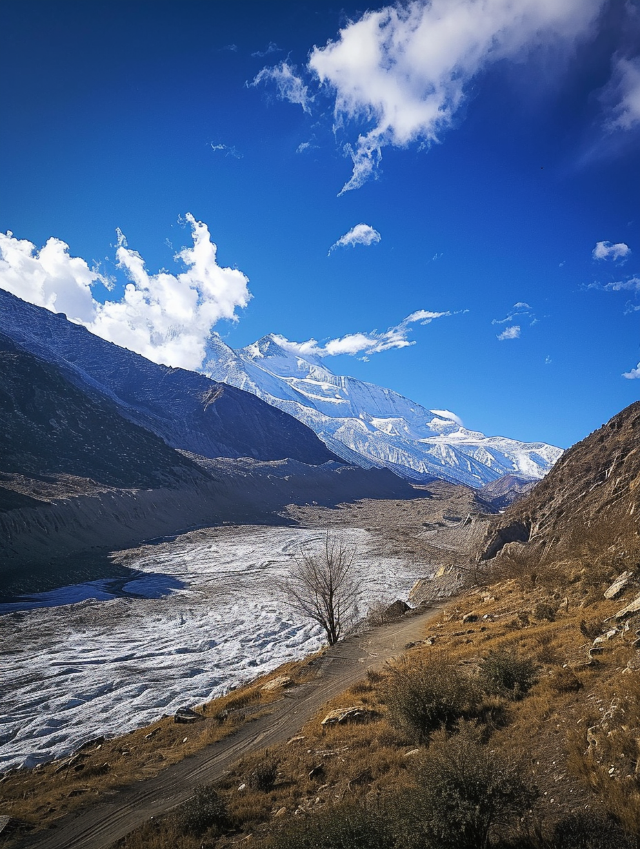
[281,533,361,645]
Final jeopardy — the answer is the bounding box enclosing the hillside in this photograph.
[481,401,640,564]
[0,289,338,466]
[2,402,640,849]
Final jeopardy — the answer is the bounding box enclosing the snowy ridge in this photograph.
[203,334,562,488]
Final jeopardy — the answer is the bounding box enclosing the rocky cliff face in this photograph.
[480,401,640,562]
[0,289,338,466]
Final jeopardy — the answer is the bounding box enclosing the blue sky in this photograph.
[1,0,639,449]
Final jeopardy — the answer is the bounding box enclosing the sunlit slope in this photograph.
[204,333,562,488]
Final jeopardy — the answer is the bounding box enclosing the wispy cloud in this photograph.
[210,143,243,159]
[296,139,318,154]
[249,61,313,113]
[587,276,640,292]
[492,302,537,327]
[592,240,631,260]
[328,223,381,254]
[0,216,251,371]
[251,42,281,59]
[602,55,640,133]
[274,309,459,360]
[497,325,521,341]
[308,0,603,193]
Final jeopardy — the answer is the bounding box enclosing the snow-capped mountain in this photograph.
[203,334,563,488]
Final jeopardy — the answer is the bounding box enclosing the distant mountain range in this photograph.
[0,290,415,583]
[204,333,563,488]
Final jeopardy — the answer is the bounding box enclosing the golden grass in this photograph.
[4,565,640,849]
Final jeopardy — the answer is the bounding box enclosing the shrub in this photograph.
[393,723,536,849]
[384,655,480,743]
[550,811,636,849]
[248,757,278,792]
[533,601,555,621]
[268,803,395,849]
[177,785,229,836]
[479,648,538,700]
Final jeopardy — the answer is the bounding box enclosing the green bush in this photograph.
[177,785,229,836]
[479,648,538,700]
[268,803,395,849]
[384,656,480,743]
[393,723,536,849]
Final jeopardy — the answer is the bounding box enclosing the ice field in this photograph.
[0,526,424,770]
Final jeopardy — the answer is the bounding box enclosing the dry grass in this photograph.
[4,559,640,849]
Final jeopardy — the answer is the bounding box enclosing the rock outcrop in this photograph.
[480,401,640,563]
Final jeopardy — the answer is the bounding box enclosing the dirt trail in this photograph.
[18,606,444,849]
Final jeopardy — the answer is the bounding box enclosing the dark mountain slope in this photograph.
[481,401,640,562]
[0,333,205,491]
[0,289,337,465]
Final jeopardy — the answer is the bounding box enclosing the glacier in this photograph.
[203,334,562,488]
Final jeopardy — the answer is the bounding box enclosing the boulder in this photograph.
[615,592,640,620]
[384,599,410,619]
[605,571,634,600]
[174,707,204,724]
[261,675,292,693]
[321,706,377,726]
[462,612,479,624]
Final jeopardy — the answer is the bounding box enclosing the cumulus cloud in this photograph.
[623,363,640,379]
[0,215,251,371]
[249,61,313,113]
[274,309,457,359]
[497,325,521,340]
[602,55,640,132]
[593,240,631,260]
[328,223,381,254]
[308,0,603,193]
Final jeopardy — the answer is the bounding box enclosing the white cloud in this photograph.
[497,325,521,340]
[328,223,381,254]
[623,363,640,379]
[249,61,313,113]
[591,276,640,292]
[210,143,243,159]
[252,42,281,59]
[592,240,631,260]
[274,309,456,359]
[492,302,536,326]
[309,0,603,193]
[603,55,640,132]
[431,409,463,426]
[296,139,318,154]
[0,215,251,371]
[545,355,552,364]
